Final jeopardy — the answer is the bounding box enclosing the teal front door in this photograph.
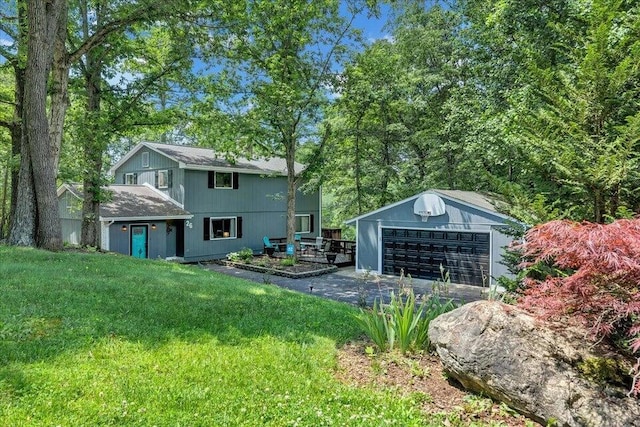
[131,225,148,259]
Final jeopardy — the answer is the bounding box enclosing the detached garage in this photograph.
[345,190,519,286]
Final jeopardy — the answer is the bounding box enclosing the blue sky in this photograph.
[352,4,392,43]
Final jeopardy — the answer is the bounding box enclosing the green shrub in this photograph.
[413,296,457,350]
[227,247,254,263]
[355,298,393,352]
[280,257,296,267]
[357,289,457,354]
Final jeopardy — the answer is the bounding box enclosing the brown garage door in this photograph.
[382,228,490,286]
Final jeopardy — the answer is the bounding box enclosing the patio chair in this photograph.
[263,236,279,252]
[315,237,325,254]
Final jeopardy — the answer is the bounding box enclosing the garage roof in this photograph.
[345,190,510,224]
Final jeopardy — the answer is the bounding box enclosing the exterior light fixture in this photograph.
[151,224,157,230]
[121,225,128,232]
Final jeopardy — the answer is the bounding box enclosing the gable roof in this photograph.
[109,142,306,176]
[345,189,511,224]
[57,183,83,199]
[58,183,192,221]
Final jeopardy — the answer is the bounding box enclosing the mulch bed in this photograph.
[219,255,338,279]
[335,340,534,426]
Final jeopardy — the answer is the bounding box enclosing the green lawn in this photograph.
[0,246,442,426]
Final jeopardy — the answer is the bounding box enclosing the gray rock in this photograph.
[428,300,640,427]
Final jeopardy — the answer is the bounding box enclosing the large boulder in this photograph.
[428,300,640,427]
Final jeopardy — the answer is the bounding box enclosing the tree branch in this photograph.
[108,59,186,127]
[68,2,169,64]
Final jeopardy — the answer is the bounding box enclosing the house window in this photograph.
[211,217,236,239]
[157,170,169,188]
[142,152,150,168]
[125,173,137,184]
[295,214,311,234]
[208,171,239,189]
[203,216,243,240]
[215,172,232,189]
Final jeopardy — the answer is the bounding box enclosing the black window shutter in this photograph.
[208,171,215,188]
[203,217,210,240]
[232,172,239,189]
[133,173,138,184]
[154,171,159,188]
[310,214,314,233]
[168,170,173,188]
[237,216,243,238]
[123,173,126,184]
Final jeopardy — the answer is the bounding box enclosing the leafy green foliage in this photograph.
[357,289,457,354]
[226,247,254,263]
[279,257,296,267]
[356,298,393,352]
[322,0,640,229]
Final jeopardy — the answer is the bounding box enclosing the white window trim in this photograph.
[158,170,169,189]
[125,173,136,184]
[295,214,311,234]
[209,216,237,239]
[214,171,233,189]
[141,151,150,168]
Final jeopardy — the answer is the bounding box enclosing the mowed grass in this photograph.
[0,246,433,426]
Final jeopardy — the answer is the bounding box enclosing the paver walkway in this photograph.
[204,263,492,307]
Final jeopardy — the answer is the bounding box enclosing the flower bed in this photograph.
[219,255,338,279]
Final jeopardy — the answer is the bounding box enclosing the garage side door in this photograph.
[382,228,490,286]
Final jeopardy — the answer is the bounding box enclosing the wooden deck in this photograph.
[266,237,355,267]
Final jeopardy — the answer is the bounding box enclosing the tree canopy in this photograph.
[1,0,639,248]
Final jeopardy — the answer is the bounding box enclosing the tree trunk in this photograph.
[593,188,604,224]
[22,0,65,251]
[79,0,104,247]
[49,1,70,171]
[0,155,8,238]
[8,3,28,240]
[8,69,24,238]
[80,103,104,248]
[9,131,36,246]
[285,137,297,250]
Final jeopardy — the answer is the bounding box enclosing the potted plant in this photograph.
[326,252,337,264]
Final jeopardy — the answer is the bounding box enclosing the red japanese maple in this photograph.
[516,219,640,395]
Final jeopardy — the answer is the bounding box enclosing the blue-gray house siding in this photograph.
[115,149,185,205]
[107,142,320,262]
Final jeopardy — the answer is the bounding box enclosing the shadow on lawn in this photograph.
[0,248,360,368]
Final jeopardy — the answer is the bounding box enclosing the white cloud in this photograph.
[367,34,395,44]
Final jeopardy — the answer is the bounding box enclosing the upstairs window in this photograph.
[215,172,232,188]
[156,170,171,189]
[208,171,239,189]
[124,173,137,184]
[141,152,150,168]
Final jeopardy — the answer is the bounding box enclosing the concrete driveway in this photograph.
[204,263,491,307]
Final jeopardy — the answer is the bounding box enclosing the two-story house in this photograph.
[58,142,321,261]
